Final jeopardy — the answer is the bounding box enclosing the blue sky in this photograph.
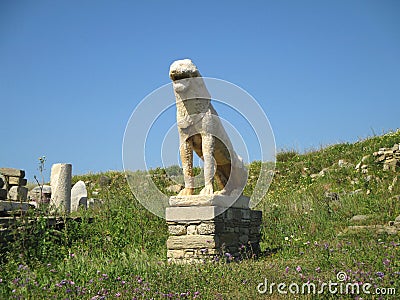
[1,0,399,182]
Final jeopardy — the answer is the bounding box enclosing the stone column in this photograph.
[166,194,262,264]
[50,163,72,213]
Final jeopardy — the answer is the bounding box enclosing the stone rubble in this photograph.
[373,143,400,171]
[0,168,28,202]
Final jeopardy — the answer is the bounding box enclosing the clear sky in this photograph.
[1,0,399,182]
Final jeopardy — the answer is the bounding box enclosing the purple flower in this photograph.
[383,259,390,266]
[315,267,321,273]
[115,292,121,297]
[225,252,233,260]
[376,272,384,278]
[200,248,208,254]
[296,266,302,272]
[285,266,289,273]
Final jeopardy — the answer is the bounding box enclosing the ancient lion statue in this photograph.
[169,59,247,196]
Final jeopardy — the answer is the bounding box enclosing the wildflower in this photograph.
[383,258,390,266]
[296,266,302,272]
[315,267,321,273]
[284,237,289,241]
[285,266,289,273]
[115,292,121,297]
[376,272,384,278]
[225,252,233,261]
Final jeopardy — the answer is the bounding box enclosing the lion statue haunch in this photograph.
[169,59,247,196]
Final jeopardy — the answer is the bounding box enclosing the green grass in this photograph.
[1,130,399,299]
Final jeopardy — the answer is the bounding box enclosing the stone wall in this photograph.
[373,143,400,171]
[166,195,262,264]
[0,168,28,201]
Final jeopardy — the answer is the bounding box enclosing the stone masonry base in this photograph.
[166,195,262,264]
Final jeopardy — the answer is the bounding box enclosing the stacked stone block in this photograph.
[166,195,262,264]
[0,168,28,201]
[373,143,400,171]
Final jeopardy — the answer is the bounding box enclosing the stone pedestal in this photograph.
[166,195,262,264]
[50,163,72,213]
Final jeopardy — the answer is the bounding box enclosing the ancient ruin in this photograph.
[166,59,262,263]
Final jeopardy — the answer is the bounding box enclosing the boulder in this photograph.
[71,180,87,212]
[29,185,51,202]
[350,215,369,222]
[8,176,27,186]
[8,186,28,201]
[0,168,25,178]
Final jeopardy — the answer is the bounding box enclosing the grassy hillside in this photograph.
[0,130,399,299]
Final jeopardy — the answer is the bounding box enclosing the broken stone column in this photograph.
[166,194,262,264]
[50,163,72,213]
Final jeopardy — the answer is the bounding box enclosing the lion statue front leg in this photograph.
[199,133,215,195]
[177,138,195,196]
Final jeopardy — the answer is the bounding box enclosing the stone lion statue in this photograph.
[169,59,247,196]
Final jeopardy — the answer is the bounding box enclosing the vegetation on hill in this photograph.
[0,130,399,299]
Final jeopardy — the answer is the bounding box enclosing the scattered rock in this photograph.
[350,215,369,222]
[361,155,370,162]
[87,198,103,208]
[29,185,52,203]
[388,177,398,192]
[345,225,398,235]
[349,189,362,196]
[373,144,400,171]
[325,192,339,201]
[0,176,4,189]
[98,175,111,187]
